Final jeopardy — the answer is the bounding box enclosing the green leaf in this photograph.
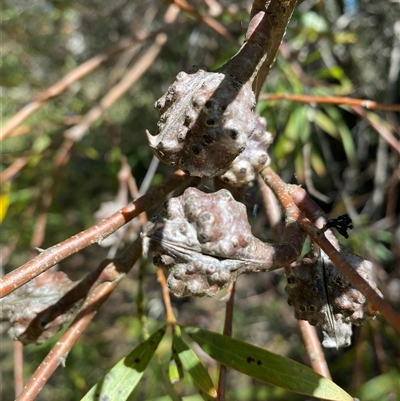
[81,325,167,401]
[184,327,353,401]
[323,105,356,164]
[313,109,339,139]
[173,326,217,400]
[354,370,400,401]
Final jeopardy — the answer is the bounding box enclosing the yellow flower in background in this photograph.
[0,181,11,223]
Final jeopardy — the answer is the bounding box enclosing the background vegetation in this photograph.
[1,0,399,400]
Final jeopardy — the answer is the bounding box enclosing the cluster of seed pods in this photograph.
[285,247,382,348]
[147,69,260,178]
[142,187,304,297]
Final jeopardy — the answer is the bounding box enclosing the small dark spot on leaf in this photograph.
[134,357,141,363]
[257,360,262,366]
[247,356,255,363]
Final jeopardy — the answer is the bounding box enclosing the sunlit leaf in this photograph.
[311,148,327,176]
[173,326,217,400]
[184,327,353,401]
[313,109,339,139]
[301,11,328,33]
[81,325,167,401]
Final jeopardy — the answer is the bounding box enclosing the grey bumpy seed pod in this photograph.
[142,187,256,297]
[285,248,382,348]
[147,69,259,178]
[219,116,273,187]
[142,187,305,297]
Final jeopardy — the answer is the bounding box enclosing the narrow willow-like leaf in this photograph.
[173,327,217,400]
[184,327,353,401]
[81,325,167,401]
[322,105,356,164]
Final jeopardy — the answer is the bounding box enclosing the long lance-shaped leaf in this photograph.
[81,325,167,401]
[173,326,217,400]
[184,327,353,401]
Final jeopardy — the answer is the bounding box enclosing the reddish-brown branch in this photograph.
[298,320,332,379]
[248,0,299,97]
[350,105,400,155]
[259,178,331,378]
[156,267,176,325]
[0,157,29,183]
[260,93,400,113]
[15,239,143,401]
[0,170,190,298]
[260,167,400,335]
[14,341,24,398]
[217,282,236,401]
[169,0,235,43]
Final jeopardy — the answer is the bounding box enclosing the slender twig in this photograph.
[217,282,236,401]
[157,268,176,325]
[15,239,143,401]
[170,0,235,43]
[298,320,332,379]
[14,341,24,398]
[260,166,400,335]
[0,12,182,141]
[65,5,179,142]
[260,93,400,113]
[0,40,133,140]
[0,157,29,183]
[350,105,400,155]
[0,170,190,298]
